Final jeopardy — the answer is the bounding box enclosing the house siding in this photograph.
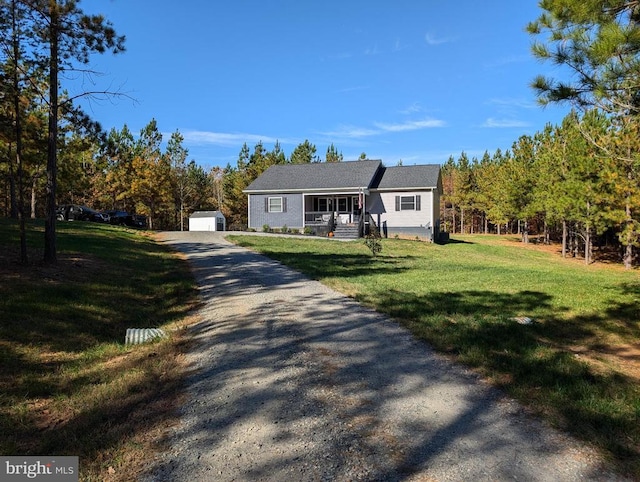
[248,193,303,229]
[368,190,437,239]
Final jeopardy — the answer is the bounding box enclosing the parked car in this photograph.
[130,214,147,228]
[57,204,109,222]
[104,210,132,226]
[103,210,147,228]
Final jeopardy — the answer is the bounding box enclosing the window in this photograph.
[337,197,348,212]
[395,195,421,211]
[400,196,415,210]
[266,197,284,213]
[314,198,333,212]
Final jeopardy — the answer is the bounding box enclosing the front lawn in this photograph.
[230,234,640,478]
[0,219,199,481]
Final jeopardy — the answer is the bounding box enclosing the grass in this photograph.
[230,233,640,478]
[0,218,199,481]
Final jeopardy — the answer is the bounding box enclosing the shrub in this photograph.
[262,224,270,233]
[364,232,382,256]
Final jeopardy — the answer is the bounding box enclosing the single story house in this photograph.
[243,160,442,240]
[188,211,226,232]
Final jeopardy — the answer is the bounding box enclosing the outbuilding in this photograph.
[188,211,226,232]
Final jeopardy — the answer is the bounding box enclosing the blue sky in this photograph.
[78,1,570,169]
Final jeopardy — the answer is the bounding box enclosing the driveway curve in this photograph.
[146,231,625,481]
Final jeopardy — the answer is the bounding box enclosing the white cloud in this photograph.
[182,130,296,147]
[481,118,530,128]
[394,38,410,52]
[488,98,536,110]
[321,125,380,139]
[321,117,446,140]
[364,44,381,55]
[375,118,445,132]
[425,32,455,45]
[399,102,423,115]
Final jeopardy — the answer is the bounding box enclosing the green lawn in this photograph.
[230,233,640,478]
[0,219,199,480]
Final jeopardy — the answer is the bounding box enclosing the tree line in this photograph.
[0,102,346,230]
[443,0,640,269]
[442,109,638,266]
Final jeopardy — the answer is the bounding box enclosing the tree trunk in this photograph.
[180,201,184,231]
[44,2,59,264]
[31,177,37,218]
[562,220,567,258]
[585,227,591,265]
[544,220,550,245]
[11,0,27,264]
[8,143,18,219]
[460,208,464,234]
[623,197,633,269]
[451,205,456,234]
[522,220,529,244]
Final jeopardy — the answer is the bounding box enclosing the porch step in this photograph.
[333,224,360,239]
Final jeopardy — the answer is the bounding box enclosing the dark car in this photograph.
[130,214,147,228]
[103,210,146,228]
[57,204,108,222]
[104,210,132,226]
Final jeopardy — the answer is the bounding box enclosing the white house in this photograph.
[188,211,226,232]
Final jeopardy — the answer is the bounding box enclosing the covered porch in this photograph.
[303,192,376,238]
[303,193,364,226]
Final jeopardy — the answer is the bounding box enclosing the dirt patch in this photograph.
[571,341,640,383]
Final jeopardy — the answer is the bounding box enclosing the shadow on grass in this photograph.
[362,288,639,472]
[0,220,200,473]
[443,237,475,245]
[0,223,196,354]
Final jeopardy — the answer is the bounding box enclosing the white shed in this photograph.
[189,211,226,232]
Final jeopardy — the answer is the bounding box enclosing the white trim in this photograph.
[268,196,283,213]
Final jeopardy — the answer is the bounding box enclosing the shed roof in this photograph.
[244,160,383,192]
[189,211,225,218]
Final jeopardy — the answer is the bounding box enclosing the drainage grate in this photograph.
[125,328,166,345]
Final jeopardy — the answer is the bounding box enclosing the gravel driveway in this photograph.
[145,231,625,482]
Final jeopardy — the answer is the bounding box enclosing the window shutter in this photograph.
[395,196,400,211]
[283,197,287,213]
[416,195,421,211]
[264,198,268,212]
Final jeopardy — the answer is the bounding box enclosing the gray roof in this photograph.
[373,164,441,190]
[244,160,383,193]
[190,211,224,218]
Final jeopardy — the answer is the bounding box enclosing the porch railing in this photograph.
[305,211,358,226]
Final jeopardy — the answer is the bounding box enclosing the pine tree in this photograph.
[528,0,640,267]
[129,119,171,230]
[26,0,125,263]
[325,143,343,163]
[290,140,318,164]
